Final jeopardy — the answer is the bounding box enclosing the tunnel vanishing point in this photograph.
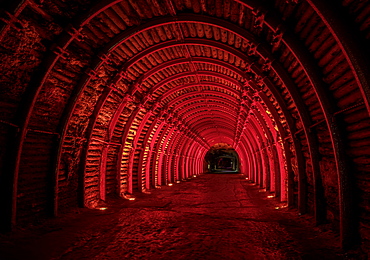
[0,0,370,255]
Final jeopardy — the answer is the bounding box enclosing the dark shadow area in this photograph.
[205,143,239,173]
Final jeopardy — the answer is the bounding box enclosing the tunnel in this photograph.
[0,0,370,258]
[205,143,239,173]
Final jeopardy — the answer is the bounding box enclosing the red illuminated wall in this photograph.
[0,0,370,252]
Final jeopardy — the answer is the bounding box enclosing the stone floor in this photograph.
[0,174,365,259]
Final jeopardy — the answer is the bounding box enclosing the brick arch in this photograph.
[1,0,369,251]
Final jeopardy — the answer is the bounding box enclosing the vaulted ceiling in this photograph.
[0,0,370,252]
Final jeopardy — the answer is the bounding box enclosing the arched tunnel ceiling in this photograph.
[1,0,370,253]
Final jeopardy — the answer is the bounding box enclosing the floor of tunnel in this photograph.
[0,174,364,260]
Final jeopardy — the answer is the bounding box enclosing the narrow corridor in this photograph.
[0,174,354,260]
[2,0,370,254]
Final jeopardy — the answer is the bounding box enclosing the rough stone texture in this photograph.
[1,174,365,259]
[1,0,370,254]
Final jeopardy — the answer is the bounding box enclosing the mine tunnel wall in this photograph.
[0,0,369,253]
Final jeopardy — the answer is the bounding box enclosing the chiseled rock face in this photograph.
[0,0,370,254]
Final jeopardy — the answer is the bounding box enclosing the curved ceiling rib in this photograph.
[2,0,369,252]
[152,71,243,96]
[159,82,241,100]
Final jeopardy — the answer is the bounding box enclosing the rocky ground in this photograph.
[0,174,366,259]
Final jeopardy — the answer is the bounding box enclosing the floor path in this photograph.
[0,174,364,259]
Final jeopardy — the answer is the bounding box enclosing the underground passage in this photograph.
[205,143,239,173]
[0,0,370,258]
